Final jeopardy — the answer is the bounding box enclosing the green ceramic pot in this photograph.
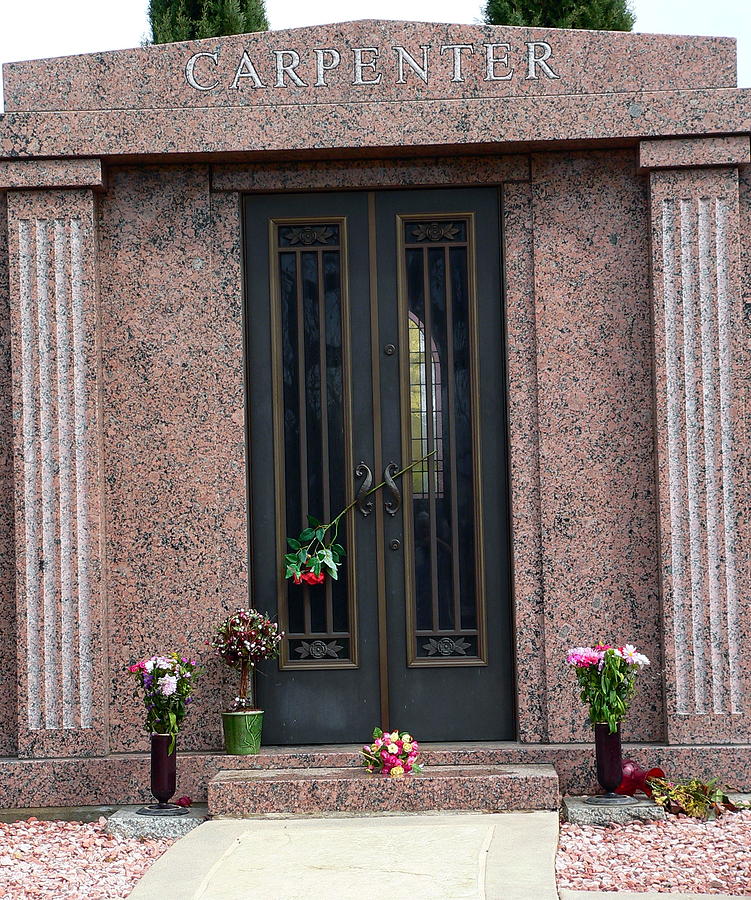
[222,710,264,755]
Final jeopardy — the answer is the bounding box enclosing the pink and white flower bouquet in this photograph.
[128,652,199,751]
[566,643,649,733]
[361,727,423,777]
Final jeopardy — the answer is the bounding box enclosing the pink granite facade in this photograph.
[0,20,749,804]
[639,136,751,172]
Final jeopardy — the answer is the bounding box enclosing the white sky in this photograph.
[0,0,749,111]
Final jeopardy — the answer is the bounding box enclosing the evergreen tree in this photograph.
[484,0,634,31]
[149,0,269,44]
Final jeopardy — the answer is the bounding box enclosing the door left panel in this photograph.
[245,193,379,744]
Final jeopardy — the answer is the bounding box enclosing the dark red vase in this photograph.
[136,733,189,816]
[150,733,176,806]
[594,723,623,793]
[585,722,638,806]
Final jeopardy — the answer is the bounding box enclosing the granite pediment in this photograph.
[2,19,737,114]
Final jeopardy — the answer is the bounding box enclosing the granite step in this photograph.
[197,742,566,770]
[208,763,559,817]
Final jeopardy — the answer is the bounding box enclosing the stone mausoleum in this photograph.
[0,20,749,809]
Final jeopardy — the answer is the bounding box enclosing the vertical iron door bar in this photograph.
[317,248,334,635]
[295,250,312,637]
[444,243,463,632]
[422,247,440,631]
[369,192,390,729]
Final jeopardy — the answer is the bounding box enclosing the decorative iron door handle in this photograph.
[383,462,401,517]
[354,462,373,517]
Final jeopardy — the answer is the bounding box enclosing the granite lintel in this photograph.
[0,88,750,160]
[638,135,751,172]
[210,154,530,192]
[0,158,103,190]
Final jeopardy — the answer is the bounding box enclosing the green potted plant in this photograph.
[210,608,283,755]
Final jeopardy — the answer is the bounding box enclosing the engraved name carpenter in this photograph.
[185,41,559,91]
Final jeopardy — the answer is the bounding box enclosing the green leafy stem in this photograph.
[284,449,437,582]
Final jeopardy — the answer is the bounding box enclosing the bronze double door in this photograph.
[245,187,513,743]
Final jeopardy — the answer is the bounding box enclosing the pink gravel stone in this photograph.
[557,809,751,894]
[0,819,172,898]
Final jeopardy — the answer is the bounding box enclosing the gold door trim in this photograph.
[395,212,488,668]
[268,216,359,670]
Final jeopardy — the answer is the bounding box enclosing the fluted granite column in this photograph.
[643,137,751,743]
[5,167,107,757]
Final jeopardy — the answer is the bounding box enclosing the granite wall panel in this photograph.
[529,150,662,743]
[649,166,751,743]
[6,189,108,757]
[0,193,17,756]
[96,166,247,753]
[503,181,548,742]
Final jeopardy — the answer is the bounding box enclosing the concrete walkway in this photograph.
[127,811,559,900]
[560,894,742,900]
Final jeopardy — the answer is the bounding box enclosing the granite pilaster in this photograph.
[6,188,108,757]
[0,193,17,756]
[648,164,751,743]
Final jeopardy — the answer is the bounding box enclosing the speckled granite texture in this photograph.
[0,192,16,757]
[208,764,560,816]
[0,744,747,809]
[649,166,751,744]
[562,797,666,825]
[1,21,735,113]
[0,21,749,803]
[6,189,109,758]
[640,136,751,171]
[106,806,207,839]
[0,159,103,190]
[96,166,247,754]
[527,150,661,744]
[1,90,750,160]
[211,154,530,192]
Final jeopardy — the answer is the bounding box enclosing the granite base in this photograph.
[106,805,208,840]
[563,796,666,825]
[0,743,749,809]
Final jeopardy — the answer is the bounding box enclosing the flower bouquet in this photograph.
[360,728,423,777]
[566,643,650,733]
[128,652,199,753]
[566,643,649,804]
[210,607,283,755]
[127,652,199,813]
